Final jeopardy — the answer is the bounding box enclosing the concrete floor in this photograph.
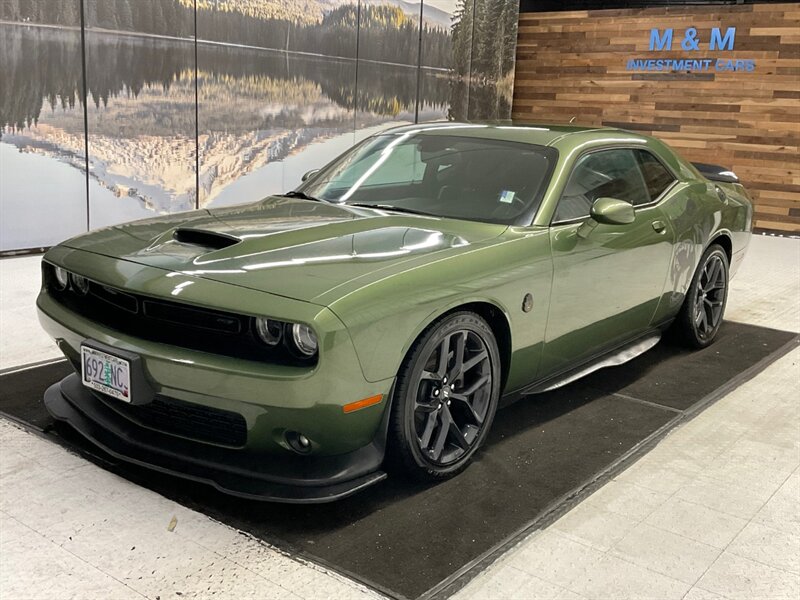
[1,234,798,599]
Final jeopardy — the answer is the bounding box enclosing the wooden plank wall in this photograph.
[513,3,800,234]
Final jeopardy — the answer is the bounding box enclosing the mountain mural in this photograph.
[0,0,520,252]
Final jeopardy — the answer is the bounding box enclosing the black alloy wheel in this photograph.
[694,253,727,339]
[673,244,729,348]
[388,312,501,480]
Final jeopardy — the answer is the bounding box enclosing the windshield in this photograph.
[297,133,557,225]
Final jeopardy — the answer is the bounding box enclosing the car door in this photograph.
[539,147,678,378]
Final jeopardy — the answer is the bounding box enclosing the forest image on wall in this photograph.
[0,0,520,252]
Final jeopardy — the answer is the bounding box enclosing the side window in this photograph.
[635,150,676,202]
[553,148,649,222]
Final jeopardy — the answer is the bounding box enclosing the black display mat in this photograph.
[1,322,796,600]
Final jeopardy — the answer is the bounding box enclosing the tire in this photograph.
[387,311,502,480]
[672,244,729,348]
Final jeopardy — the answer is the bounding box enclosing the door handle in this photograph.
[652,220,667,234]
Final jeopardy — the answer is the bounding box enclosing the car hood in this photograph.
[64,197,508,304]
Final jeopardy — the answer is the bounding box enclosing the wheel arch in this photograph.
[401,300,513,394]
[708,231,733,262]
[382,300,513,475]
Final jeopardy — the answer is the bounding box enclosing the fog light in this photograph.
[71,274,90,295]
[285,430,313,454]
[53,266,69,291]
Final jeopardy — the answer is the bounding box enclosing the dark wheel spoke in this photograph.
[462,350,488,374]
[450,393,484,425]
[460,374,490,396]
[436,335,451,377]
[710,303,724,322]
[448,416,470,451]
[700,309,708,332]
[448,332,467,380]
[420,370,438,381]
[430,408,451,460]
[705,259,719,287]
[419,411,438,449]
[415,400,438,413]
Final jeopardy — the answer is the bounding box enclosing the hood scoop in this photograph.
[172,228,240,250]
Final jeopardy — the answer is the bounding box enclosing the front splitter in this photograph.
[44,374,387,504]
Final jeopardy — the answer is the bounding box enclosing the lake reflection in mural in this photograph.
[84,33,197,227]
[0,23,88,251]
[0,0,520,252]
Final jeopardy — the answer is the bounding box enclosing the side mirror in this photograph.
[577,197,635,239]
[590,197,635,225]
[301,169,320,183]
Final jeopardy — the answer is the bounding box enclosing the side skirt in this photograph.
[504,330,662,402]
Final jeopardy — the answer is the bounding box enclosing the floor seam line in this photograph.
[0,357,67,376]
[724,546,800,576]
[580,548,692,590]
[685,545,726,590]
[652,493,754,525]
[638,519,731,552]
[611,392,684,414]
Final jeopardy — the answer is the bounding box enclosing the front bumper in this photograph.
[36,247,397,502]
[37,248,395,455]
[45,374,387,503]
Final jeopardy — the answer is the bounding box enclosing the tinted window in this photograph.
[300,133,556,225]
[553,148,651,222]
[635,150,675,202]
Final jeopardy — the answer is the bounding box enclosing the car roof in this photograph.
[378,121,642,147]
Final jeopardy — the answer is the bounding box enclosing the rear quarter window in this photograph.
[635,150,676,203]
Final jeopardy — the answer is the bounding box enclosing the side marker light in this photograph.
[343,394,383,414]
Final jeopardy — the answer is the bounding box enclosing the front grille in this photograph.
[141,299,243,334]
[43,263,315,366]
[101,394,247,448]
[93,284,138,313]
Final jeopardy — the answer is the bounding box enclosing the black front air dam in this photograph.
[44,374,387,503]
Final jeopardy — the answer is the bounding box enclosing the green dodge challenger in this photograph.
[38,122,753,502]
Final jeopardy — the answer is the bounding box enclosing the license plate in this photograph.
[81,346,131,402]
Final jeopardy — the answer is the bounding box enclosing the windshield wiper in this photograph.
[348,203,434,217]
[278,190,326,202]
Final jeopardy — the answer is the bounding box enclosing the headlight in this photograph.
[53,266,69,290]
[71,274,90,295]
[291,323,318,356]
[254,317,282,346]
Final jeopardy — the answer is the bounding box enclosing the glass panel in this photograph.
[635,150,676,203]
[354,0,421,142]
[418,0,520,122]
[555,149,650,221]
[0,1,88,251]
[302,133,554,224]
[467,0,520,120]
[420,0,473,121]
[83,0,197,230]
[196,1,359,208]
